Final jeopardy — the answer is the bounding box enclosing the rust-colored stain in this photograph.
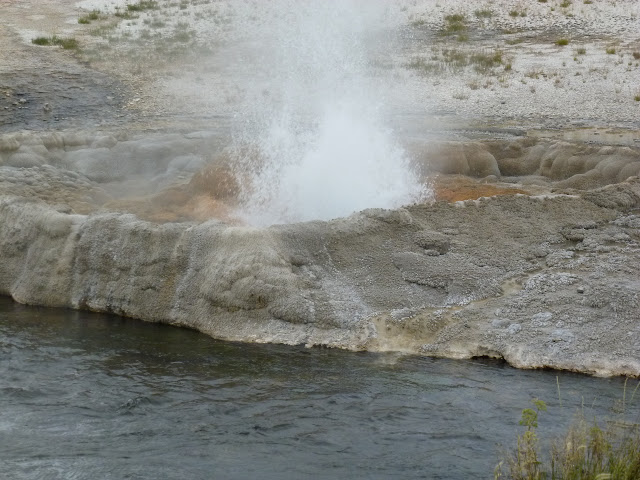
[104,162,244,224]
[105,168,530,224]
[431,175,528,202]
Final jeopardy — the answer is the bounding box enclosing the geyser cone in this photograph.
[230,0,428,226]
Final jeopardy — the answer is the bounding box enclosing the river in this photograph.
[0,296,633,479]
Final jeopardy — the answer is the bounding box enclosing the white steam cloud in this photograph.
[230,0,428,225]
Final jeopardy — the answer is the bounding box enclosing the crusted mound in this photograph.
[1,130,639,377]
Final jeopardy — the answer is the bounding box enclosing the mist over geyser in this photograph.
[231,0,428,226]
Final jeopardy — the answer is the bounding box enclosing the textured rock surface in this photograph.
[1,134,639,377]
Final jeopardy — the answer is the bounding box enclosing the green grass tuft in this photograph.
[440,14,468,41]
[126,1,158,12]
[32,37,51,46]
[556,38,570,46]
[31,35,79,49]
[474,9,493,18]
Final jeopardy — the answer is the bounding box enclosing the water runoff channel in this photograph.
[0,296,635,479]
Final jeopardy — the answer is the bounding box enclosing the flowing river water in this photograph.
[0,296,634,479]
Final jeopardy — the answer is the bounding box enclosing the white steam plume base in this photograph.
[228,0,428,226]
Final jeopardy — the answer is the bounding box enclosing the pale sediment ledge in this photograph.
[1,130,639,378]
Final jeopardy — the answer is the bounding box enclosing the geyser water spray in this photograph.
[231,0,428,226]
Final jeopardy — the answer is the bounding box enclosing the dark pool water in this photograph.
[0,297,635,480]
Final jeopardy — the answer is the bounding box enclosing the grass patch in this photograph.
[444,14,465,22]
[584,0,593,3]
[556,38,570,46]
[496,382,640,480]
[474,9,493,18]
[441,14,468,41]
[412,48,507,75]
[560,0,572,7]
[78,10,100,24]
[635,95,640,102]
[606,46,616,54]
[114,11,138,19]
[31,37,51,46]
[576,47,586,55]
[633,52,640,60]
[470,50,504,73]
[127,1,158,11]
[31,35,79,50]
[406,57,445,75]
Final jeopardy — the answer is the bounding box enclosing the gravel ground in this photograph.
[1,0,638,133]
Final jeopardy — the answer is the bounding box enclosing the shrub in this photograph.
[497,383,640,480]
[556,38,569,46]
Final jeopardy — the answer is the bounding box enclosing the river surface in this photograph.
[0,296,634,480]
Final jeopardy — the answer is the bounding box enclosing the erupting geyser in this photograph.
[231,0,428,226]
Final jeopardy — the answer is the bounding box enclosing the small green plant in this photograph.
[78,10,100,24]
[405,57,444,75]
[441,14,468,41]
[509,10,519,17]
[556,38,570,46]
[576,47,586,55]
[126,1,158,12]
[470,49,504,73]
[635,95,640,102]
[583,0,593,3]
[538,0,547,2]
[606,47,616,54]
[54,37,79,50]
[31,37,51,46]
[475,9,493,18]
[560,0,572,7]
[444,13,465,22]
[114,10,137,19]
[503,399,548,479]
